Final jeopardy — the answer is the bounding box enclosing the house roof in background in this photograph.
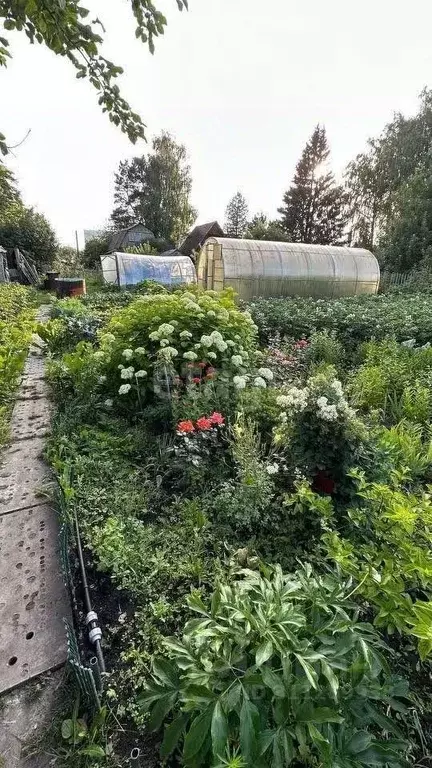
[179,221,224,256]
[108,222,154,252]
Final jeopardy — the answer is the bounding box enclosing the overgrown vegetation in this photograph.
[0,284,36,446]
[41,286,432,765]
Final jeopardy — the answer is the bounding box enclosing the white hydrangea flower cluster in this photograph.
[316,396,338,422]
[266,462,279,475]
[199,330,228,352]
[182,298,202,313]
[253,376,267,388]
[158,323,175,337]
[231,354,243,367]
[158,346,178,360]
[257,367,273,381]
[149,322,175,343]
[233,375,248,390]
[276,387,309,412]
[118,384,131,395]
[183,350,198,361]
[122,348,134,360]
[120,366,135,380]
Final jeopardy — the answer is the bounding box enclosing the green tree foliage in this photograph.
[0,207,58,266]
[0,0,187,152]
[53,245,83,277]
[111,157,147,230]
[225,191,249,238]
[345,145,388,250]
[0,165,21,219]
[379,164,432,272]
[278,126,348,244]
[345,89,432,262]
[245,213,289,241]
[111,132,197,244]
[83,232,111,268]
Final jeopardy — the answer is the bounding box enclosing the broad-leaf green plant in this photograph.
[139,565,411,767]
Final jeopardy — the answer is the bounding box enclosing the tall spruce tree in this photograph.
[278,126,347,244]
[111,132,197,244]
[225,192,249,238]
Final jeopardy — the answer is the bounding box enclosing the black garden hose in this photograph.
[73,507,106,673]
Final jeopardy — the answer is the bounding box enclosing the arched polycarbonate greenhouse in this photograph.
[196,238,380,300]
[100,252,196,287]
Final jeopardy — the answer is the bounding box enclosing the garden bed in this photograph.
[0,284,38,447]
[41,287,432,767]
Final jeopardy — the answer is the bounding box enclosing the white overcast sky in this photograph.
[2,0,432,244]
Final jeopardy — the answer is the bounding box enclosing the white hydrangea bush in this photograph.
[273,367,365,485]
[92,288,259,407]
[275,371,355,429]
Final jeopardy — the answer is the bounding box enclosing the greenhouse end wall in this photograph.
[197,238,380,300]
[100,252,196,287]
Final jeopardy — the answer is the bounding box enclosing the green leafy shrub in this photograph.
[140,565,411,767]
[78,289,258,416]
[274,367,369,490]
[51,297,89,319]
[306,330,344,368]
[46,341,106,408]
[211,418,276,534]
[377,421,432,486]
[38,298,101,355]
[238,387,281,443]
[322,469,432,657]
[79,290,135,321]
[350,340,432,425]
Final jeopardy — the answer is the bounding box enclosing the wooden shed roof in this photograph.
[179,221,224,257]
[108,222,154,252]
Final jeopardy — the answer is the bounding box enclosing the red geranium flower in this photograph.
[177,420,195,433]
[198,361,206,369]
[210,412,224,426]
[196,416,213,431]
[192,376,201,384]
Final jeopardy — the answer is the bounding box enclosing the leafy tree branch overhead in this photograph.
[0,0,188,154]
